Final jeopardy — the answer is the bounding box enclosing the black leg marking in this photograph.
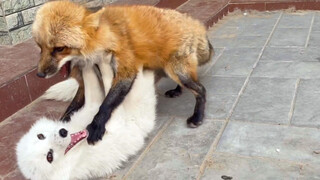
[60,87,85,122]
[165,85,182,98]
[86,76,136,144]
[178,74,206,128]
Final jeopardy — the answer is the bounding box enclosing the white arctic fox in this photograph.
[16,64,156,180]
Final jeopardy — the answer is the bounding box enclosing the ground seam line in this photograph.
[24,75,33,102]
[122,117,175,180]
[195,12,283,180]
[253,12,283,69]
[196,121,227,180]
[305,12,315,48]
[176,0,191,10]
[229,118,320,130]
[288,78,301,126]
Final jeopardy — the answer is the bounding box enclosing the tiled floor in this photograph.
[1,10,320,180]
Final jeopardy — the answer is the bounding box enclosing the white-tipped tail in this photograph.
[42,78,79,102]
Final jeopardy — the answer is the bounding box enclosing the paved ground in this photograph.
[1,10,320,180]
[113,10,320,180]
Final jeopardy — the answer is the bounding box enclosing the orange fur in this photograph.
[33,1,212,81]
[33,1,214,131]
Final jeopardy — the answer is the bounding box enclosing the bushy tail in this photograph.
[198,39,214,66]
[42,78,79,102]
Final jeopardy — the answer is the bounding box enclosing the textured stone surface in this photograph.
[85,0,103,8]
[34,0,48,6]
[107,116,173,179]
[9,24,32,44]
[126,118,225,180]
[5,12,24,30]
[278,12,314,28]
[0,3,4,16]
[21,6,40,25]
[268,28,309,47]
[308,30,320,47]
[156,76,245,119]
[2,0,34,15]
[313,13,320,31]
[292,79,320,128]
[202,152,301,180]
[0,39,39,85]
[231,77,296,124]
[217,121,320,164]
[207,48,261,76]
[211,35,268,48]
[252,61,320,79]
[0,32,12,45]
[261,47,320,62]
[0,16,7,31]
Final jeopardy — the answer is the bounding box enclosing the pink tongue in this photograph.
[64,130,88,155]
[60,62,70,78]
[60,65,68,78]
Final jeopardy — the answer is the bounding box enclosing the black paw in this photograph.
[60,114,71,122]
[187,115,203,128]
[86,120,106,145]
[165,89,182,98]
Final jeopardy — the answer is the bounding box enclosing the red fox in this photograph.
[33,1,214,144]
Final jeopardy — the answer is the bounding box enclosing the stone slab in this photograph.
[217,121,320,164]
[156,76,245,119]
[252,61,320,79]
[201,152,301,180]
[278,12,314,28]
[261,47,320,62]
[126,118,225,180]
[231,77,296,124]
[268,28,309,47]
[207,48,261,76]
[292,79,320,128]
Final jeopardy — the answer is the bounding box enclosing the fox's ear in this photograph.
[85,8,105,28]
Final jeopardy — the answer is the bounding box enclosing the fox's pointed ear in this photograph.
[85,8,105,28]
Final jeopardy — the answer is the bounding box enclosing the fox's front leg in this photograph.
[86,58,137,144]
[61,66,85,122]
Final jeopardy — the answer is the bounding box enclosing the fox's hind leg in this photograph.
[165,54,206,127]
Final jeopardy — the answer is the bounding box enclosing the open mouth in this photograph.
[60,61,71,78]
[64,130,88,155]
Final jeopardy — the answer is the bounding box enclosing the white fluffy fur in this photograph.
[16,64,156,180]
[42,78,79,102]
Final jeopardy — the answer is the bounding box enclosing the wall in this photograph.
[0,0,115,45]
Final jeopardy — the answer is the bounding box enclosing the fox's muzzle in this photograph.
[37,50,59,78]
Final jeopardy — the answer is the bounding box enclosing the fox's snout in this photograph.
[37,55,58,78]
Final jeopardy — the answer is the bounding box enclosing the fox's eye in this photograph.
[53,46,65,53]
[37,134,45,140]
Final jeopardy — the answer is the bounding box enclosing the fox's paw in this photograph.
[60,114,71,122]
[86,121,106,145]
[187,115,203,128]
[165,87,182,98]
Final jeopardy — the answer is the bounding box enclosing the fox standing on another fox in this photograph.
[33,1,214,144]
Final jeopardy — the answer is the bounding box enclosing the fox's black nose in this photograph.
[36,72,46,78]
[59,128,68,138]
